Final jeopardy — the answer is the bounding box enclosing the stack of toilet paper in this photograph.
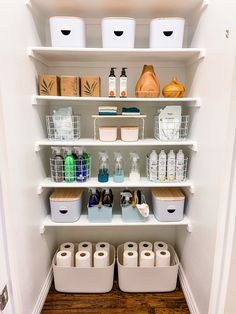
[123,241,171,267]
[56,242,110,268]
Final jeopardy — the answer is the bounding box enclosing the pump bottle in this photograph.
[119,67,127,98]
[109,67,116,97]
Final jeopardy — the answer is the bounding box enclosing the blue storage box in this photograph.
[88,204,112,223]
[121,205,147,222]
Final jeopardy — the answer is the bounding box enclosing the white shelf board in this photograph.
[28,0,208,19]
[32,95,201,107]
[37,177,194,194]
[35,138,197,152]
[92,115,146,118]
[28,47,205,65]
[40,214,191,234]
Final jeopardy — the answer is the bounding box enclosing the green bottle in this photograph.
[64,147,75,182]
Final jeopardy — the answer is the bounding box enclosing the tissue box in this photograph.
[81,77,101,97]
[38,75,60,96]
[60,76,80,96]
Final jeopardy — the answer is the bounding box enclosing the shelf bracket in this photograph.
[27,47,49,66]
[189,142,198,152]
[187,223,193,233]
[31,95,37,105]
[186,185,195,194]
[37,185,44,195]
[40,224,45,235]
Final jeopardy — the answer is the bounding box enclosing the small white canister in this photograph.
[149,18,185,48]
[102,17,135,48]
[50,16,86,48]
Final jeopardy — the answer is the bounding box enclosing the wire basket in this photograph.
[50,156,91,183]
[46,115,81,140]
[146,154,188,183]
[154,115,189,141]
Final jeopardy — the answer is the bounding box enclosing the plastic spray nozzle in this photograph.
[77,147,83,155]
[52,146,60,154]
[130,152,139,162]
[99,152,108,161]
[114,152,123,162]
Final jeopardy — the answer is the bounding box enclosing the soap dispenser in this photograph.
[113,152,124,183]
[129,152,140,182]
[119,67,127,98]
[109,67,117,97]
[98,152,109,183]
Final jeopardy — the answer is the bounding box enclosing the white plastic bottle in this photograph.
[108,67,116,97]
[167,150,176,182]
[129,153,140,182]
[158,150,166,182]
[149,150,158,181]
[176,149,185,182]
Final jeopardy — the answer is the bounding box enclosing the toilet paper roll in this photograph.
[124,242,138,252]
[123,250,138,267]
[96,242,110,259]
[78,242,93,264]
[56,250,72,267]
[154,241,168,252]
[94,250,109,268]
[60,242,75,266]
[139,241,153,253]
[75,251,92,268]
[140,250,155,267]
[155,250,170,267]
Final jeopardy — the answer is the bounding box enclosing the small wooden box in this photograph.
[81,76,101,97]
[38,75,60,96]
[60,76,80,96]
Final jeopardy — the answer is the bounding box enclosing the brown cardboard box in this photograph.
[81,76,101,97]
[60,76,80,96]
[38,75,60,96]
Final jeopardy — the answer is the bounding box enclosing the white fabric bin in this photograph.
[150,18,185,48]
[102,17,135,48]
[117,244,179,292]
[53,244,115,293]
[50,16,86,47]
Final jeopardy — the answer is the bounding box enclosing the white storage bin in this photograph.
[150,18,185,48]
[117,244,179,292]
[121,127,139,141]
[152,188,185,222]
[53,244,115,293]
[49,188,83,223]
[99,127,117,141]
[102,18,135,48]
[50,16,86,48]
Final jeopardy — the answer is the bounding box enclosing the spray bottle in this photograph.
[51,147,64,182]
[98,152,109,183]
[88,188,100,207]
[113,152,124,183]
[109,67,116,97]
[129,152,140,182]
[75,147,87,182]
[63,147,75,182]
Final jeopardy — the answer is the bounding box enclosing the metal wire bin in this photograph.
[154,115,189,141]
[146,155,188,183]
[50,156,91,183]
[46,115,81,140]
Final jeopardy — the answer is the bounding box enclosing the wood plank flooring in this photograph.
[42,277,189,314]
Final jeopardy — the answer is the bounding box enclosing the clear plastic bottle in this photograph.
[113,152,124,183]
[63,147,75,182]
[167,150,176,182]
[176,149,185,182]
[158,150,166,182]
[98,152,109,183]
[129,153,140,182]
[51,147,64,182]
[149,150,158,181]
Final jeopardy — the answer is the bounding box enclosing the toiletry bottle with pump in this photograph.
[88,188,100,207]
[176,149,185,182]
[51,147,64,182]
[167,150,176,182]
[98,152,109,182]
[158,150,166,182]
[113,152,124,183]
[149,150,158,181]
[109,67,116,97]
[63,147,75,182]
[120,67,127,98]
[129,153,140,182]
[75,147,87,182]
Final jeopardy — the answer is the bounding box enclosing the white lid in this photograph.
[50,16,84,20]
[102,17,135,21]
[151,17,185,21]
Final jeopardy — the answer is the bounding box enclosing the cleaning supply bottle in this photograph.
[129,153,140,182]
[109,67,116,97]
[158,150,166,182]
[63,147,75,182]
[82,150,90,181]
[75,147,87,182]
[98,152,109,182]
[167,150,176,182]
[113,152,124,183]
[102,188,113,207]
[176,149,185,182]
[51,147,64,182]
[88,188,100,207]
[119,67,127,98]
[149,150,158,182]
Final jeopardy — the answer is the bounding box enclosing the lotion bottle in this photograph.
[109,67,116,97]
[119,67,127,98]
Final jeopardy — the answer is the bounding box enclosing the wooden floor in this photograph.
[42,277,190,314]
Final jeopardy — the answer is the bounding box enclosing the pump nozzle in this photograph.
[121,67,127,76]
[109,67,117,76]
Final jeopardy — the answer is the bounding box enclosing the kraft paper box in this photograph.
[38,75,60,96]
[81,77,101,97]
[60,76,80,96]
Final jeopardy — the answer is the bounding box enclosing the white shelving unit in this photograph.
[40,214,192,234]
